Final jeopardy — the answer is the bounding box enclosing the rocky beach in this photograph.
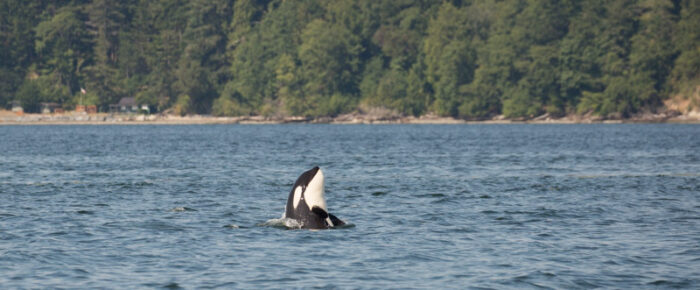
[1,109,699,125]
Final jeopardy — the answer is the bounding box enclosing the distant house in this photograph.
[76,104,97,114]
[120,97,138,112]
[10,101,23,114]
[110,97,138,113]
[110,97,150,114]
[40,102,61,114]
[86,105,97,114]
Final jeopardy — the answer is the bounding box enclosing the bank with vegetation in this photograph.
[1,0,699,120]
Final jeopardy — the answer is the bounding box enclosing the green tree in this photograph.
[173,94,192,116]
[175,0,232,113]
[358,56,385,108]
[626,0,677,112]
[227,32,271,113]
[402,59,430,116]
[275,53,302,115]
[34,6,92,102]
[0,0,43,107]
[577,0,639,117]
[82,0,133,109]
[669,0,700,107]
[558,1,606,114]
[298,19,361,116]
[14,80,42,113]
[423,2,483,117]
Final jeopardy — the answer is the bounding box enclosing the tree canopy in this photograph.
[1,0,698,118]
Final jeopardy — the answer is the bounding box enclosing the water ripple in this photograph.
[0,124,698,288]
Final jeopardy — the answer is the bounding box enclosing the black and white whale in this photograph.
[284,166,345,229]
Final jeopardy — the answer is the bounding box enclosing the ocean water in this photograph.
[0,124,699,289]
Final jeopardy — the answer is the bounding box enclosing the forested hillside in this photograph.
[1,0,698,119]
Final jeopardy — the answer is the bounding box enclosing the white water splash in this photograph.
[259,217,303,229]
[170,206,196,212]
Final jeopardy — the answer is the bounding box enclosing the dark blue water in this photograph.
[1,124,699,288]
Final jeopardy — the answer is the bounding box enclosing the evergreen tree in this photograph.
[423,2,478,117]
[298,18,361,116]
[670,0,700,102]
[33,5,92,106]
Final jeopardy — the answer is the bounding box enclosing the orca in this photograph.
[284,166,345,229]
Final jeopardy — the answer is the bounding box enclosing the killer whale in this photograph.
[284,166,345,229]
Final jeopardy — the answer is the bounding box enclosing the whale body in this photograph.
[284,167,345,229]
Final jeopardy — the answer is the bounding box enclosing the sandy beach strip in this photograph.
[1,110,698,125]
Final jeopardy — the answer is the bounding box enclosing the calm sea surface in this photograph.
[1,124,699,288]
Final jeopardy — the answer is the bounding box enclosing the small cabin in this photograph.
[40,102,61,114]
[120,97,138,112]
[86,105,97,114]
[10,101,23,114]
[112,97,138,113]
[75,105,96,114]
[110,97,149,113]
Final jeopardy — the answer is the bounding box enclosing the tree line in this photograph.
[1,0,698,119]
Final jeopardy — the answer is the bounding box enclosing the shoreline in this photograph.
[1,111,699,125]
